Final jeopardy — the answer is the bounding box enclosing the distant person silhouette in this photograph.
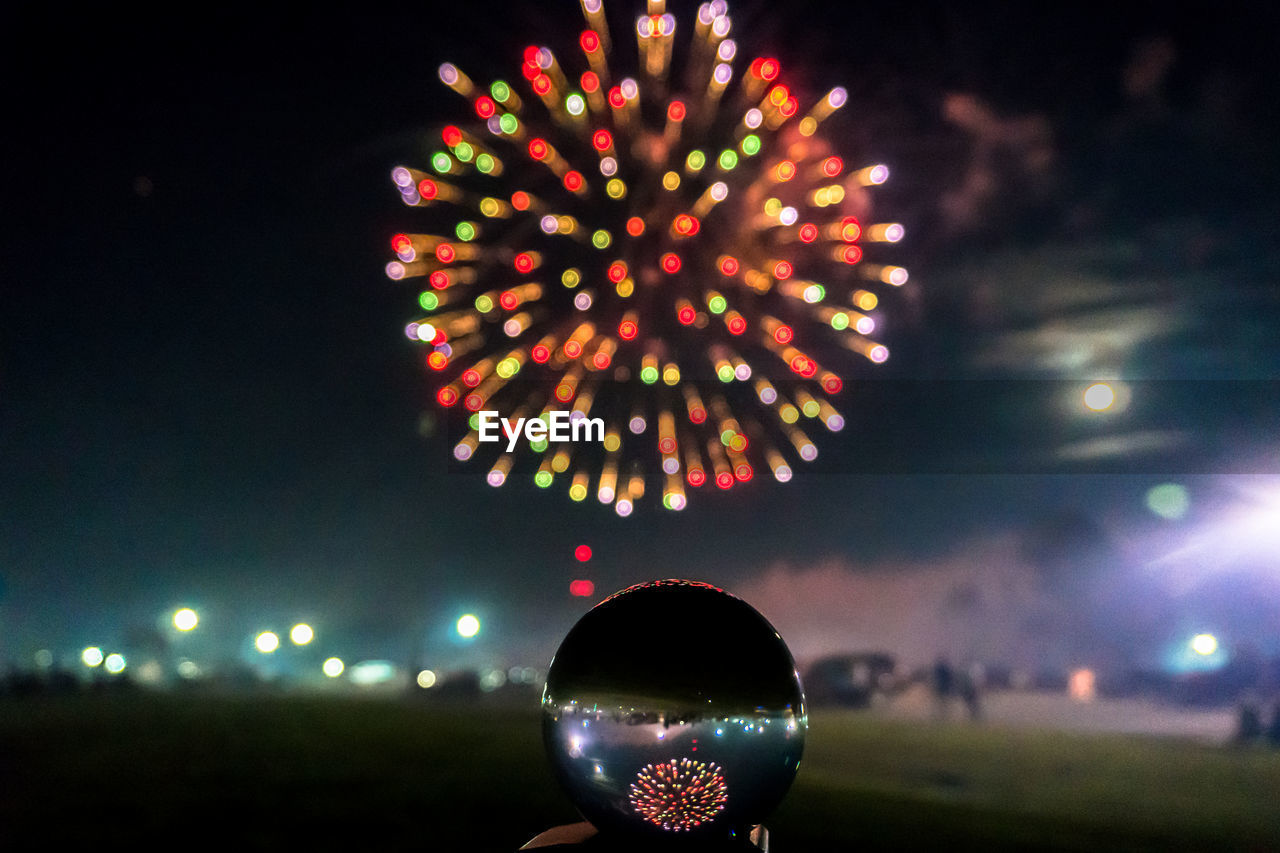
[932,656,955,720]
[959,665,983,722]
[1267,700,1280,747]
[1236,698,1263,744]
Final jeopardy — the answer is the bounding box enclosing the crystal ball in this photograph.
[542,580,806,843]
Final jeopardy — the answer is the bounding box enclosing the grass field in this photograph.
[3,693,1278,851]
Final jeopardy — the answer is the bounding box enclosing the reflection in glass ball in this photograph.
[542,580,806,843]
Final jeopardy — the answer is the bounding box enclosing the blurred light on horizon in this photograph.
[456,614,481,638]
[417,669,437,688]
[34,650,53,668]
[255,631,280,653]
[322,657,345,678]
[104,653,126,674]
[290,623,314,645]
[569,579,595,597]
[173,608,198,631]
[177,660,200,679]
[1083,383,1115,411]
[349,660,397,686]
[1146,483,1190,520]
[81,646,104,667]
[1191,633,1219,656]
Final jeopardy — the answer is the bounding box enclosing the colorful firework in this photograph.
[388,0,907,513]
[628,757,729,831]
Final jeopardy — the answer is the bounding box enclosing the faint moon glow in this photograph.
[1191,633,1219,656]
[1083,383,1115,411]
[82,646,104,667]
[290,623,314,645]
[1145,483,1190,520]
[456,614,481,638]
[104,653,126,674]
[322,657,345,678]
[173,608,198,631]
[255,631,280,653]
[417,669,437,688]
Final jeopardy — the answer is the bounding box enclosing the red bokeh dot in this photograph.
[574,545,592,562]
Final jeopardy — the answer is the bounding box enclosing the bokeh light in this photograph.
[255,631,280,653]
[1191,633,1218,656]
[456,614,481,638]
[103,653,126,674]
[1145,483,1190,520]
[172,607,198,631]
[574,544,592,562]
[322,657,345,678]
[290,623,314,645]
[417,669,438,688]
[81,646,104,667]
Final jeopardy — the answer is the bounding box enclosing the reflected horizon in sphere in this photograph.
[542,580,805,843]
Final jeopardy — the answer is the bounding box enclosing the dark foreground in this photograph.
[2,694,1278,851]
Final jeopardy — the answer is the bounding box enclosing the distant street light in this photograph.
[173,608,199,631]
[1191,633,1219,656]
[255,631,280,653]
[104,653,126,674]
[81,646,104,667]
[290,623,314,645]
[322,657,344,678]
[456,614,481,638]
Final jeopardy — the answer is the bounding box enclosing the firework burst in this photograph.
[628,756,729,831]
[388,0,907,513]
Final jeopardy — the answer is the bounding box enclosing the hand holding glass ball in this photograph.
[537,580,806,847]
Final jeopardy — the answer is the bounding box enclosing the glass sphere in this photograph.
[542,580,806,844]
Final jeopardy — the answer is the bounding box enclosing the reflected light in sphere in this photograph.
[417,669,438,688]
[456,614,481,638]
[81,646,104,667]
[1191,633,1219,656]
[1083,383,1115,411]
[290,623,314,645]
[255,631,280,653]
[323,657,345,678]
[104,653,126,674]
[173,608,198,631]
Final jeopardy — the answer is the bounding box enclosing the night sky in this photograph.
[4,2,1279,673]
